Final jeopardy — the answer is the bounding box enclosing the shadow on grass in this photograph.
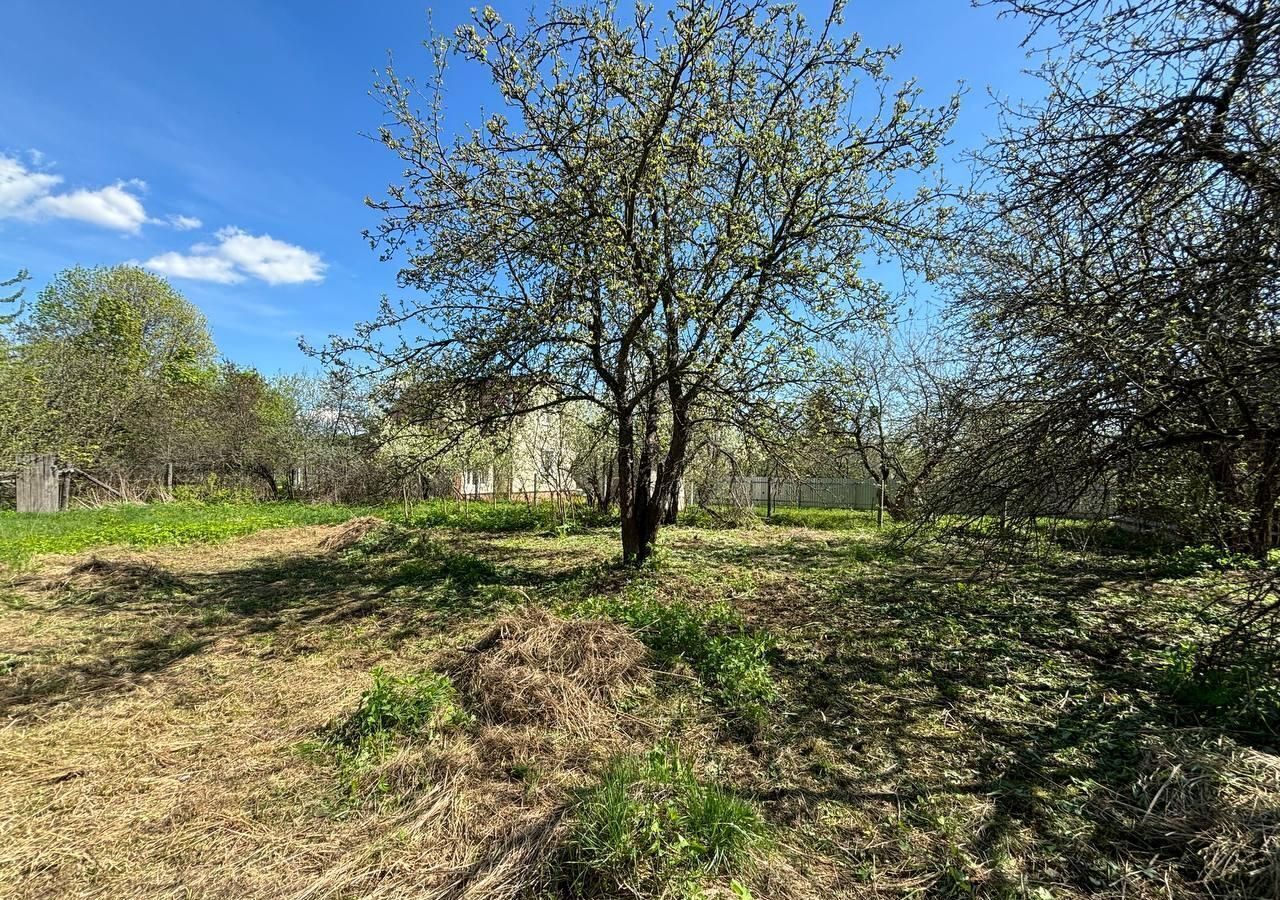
[0,537,606,717]
[711,536,1234,894]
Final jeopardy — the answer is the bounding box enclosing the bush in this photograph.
[561,745,765,897]
[172,473,258,505]
[574,591,777,724]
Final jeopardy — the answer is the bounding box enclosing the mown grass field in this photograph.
[0,502,1275,899]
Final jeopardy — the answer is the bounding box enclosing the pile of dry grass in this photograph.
[1121,730,1280,898]
[64,556,186,596]
[319,516,388,551]
[293,609,656,900]
[456,606,649,734]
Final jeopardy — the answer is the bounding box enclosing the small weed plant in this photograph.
[344,667,467,740]
[560,745,765,898]
[304,668,468,808]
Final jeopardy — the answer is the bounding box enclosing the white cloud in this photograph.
[0,153,149,233]
[212,227,327,285]
[0,154,62,217]
[166,214,202,230]
[143,250,243,284]
[141,227,326,286]
[34,181,150,233]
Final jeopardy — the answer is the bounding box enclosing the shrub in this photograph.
[561,745,765,897]
[574,591,777,723]
[172,473,258,505]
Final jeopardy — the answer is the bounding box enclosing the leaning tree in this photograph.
[327,0,955,564]
[944,0,1280,555]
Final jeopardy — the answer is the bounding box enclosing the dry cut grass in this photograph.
[2,509,1276,900]
[0,526,685,900]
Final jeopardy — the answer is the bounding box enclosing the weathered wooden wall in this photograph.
[16,454,63,513]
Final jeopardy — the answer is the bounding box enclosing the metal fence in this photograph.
[702,476,891,510]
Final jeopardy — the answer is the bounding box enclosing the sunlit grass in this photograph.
[0,501,369,567]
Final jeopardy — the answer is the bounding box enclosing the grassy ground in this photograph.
[0,502,1275,899]
[0,501,373,567]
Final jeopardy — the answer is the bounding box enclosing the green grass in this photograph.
[303,667,469,809]
[4,498,1269,899]
[404,498,616,533]
[0,501,371,567]
[678,504,884,532]
[560,744,765,898]
[573,589,777,724]
[760,506,881,531]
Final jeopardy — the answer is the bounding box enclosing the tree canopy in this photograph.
[937,0,1280,555]
[325,0,956,562]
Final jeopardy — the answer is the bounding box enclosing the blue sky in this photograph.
[0,0,1035,374]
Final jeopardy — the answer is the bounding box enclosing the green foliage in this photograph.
[1,265,218,470]
[1162,642,1280,733]
[0,502,367,567]
[1155,544,1265,577]
[575,591,776,723]
[560,745,765,898]
[343,667,467,741]
[0,268,28,325]
[172,473,258,505]
[762,507,881,532]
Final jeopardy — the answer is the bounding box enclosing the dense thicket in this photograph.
[933,0,1280,556]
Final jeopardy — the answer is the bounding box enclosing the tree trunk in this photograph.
[617,402,668,566]
[1203,441,1278,560]
[661,473,683,525]
[602,458,615,511]
[1246,440,1279,560]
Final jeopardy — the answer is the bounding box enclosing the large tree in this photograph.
[6,265,216,477]
[944,0,1280,555]
[327,0,955,563]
